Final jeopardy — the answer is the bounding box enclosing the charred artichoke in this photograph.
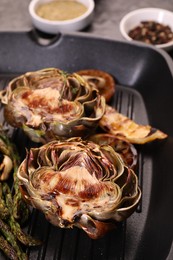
[0,68,105,143]
[17,138,141,239]
[76,69,116,102]
[99,105,167,144]
[88,133,138,169]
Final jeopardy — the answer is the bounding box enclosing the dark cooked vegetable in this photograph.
[0,183,9,220]
[17,137,141,239]
[76,69,116,102]
[0,218,27,260]
[2,182,41,247]
[12,170,30,223]
[0,235,18,260]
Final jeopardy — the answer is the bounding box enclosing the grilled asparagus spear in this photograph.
[0,126,41,259]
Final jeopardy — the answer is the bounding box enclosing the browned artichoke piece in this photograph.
[99,105,168,144]
[76,69,116,103]
[88,133,138,169]
[0,68,105,143]
[76,214,117,239]
[17,137,141,239]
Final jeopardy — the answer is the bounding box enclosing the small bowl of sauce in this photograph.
[29,0,95,34]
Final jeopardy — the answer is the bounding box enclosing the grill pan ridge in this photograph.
[0,31,172,260]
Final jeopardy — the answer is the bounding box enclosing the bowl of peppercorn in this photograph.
[119,8,173,51]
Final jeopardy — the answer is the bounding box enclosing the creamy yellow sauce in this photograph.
[36,1,88,21]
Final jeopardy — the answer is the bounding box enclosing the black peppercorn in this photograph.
[128,21,173,45]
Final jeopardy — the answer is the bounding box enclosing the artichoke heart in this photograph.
[17,138,141,239]
[0,68,105,143]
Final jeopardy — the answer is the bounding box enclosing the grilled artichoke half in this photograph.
[0,68,105,143]
[17,138,141,239]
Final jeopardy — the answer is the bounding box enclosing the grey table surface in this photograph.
[1,0,173,41]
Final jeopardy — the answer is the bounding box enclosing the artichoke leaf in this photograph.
[88,133,138,169]
[99,105,167,144]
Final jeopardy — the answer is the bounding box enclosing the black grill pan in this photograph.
[0,31,173,260]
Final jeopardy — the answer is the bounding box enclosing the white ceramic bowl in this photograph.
[29,0,95,34]
[119,8,173,51]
